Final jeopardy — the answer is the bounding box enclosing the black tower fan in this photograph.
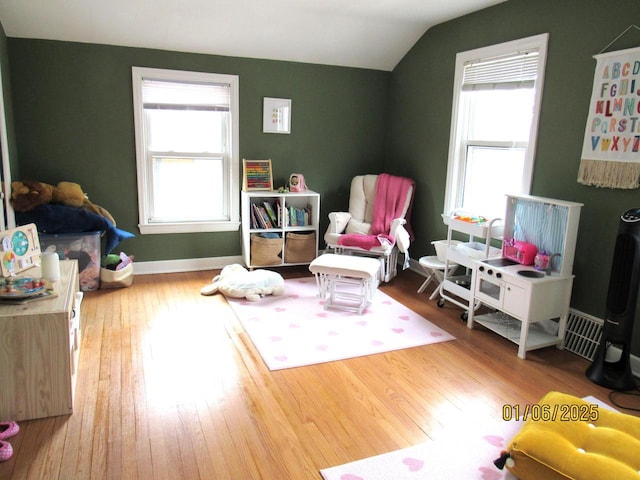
[586,207,640,390]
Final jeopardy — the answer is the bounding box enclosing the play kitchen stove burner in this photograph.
[483,257,518,268]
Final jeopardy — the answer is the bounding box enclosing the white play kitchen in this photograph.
[440,194,583,359]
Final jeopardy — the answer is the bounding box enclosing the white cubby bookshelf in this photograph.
[241,190,320,268]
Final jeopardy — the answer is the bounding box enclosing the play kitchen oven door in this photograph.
[473,260,527,316]
[474,264,505,309]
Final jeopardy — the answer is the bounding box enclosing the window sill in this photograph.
[138,221,241,235]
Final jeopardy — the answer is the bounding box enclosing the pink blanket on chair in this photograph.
[338,174,415,250]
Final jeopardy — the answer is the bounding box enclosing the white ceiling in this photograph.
[0,0,507,71]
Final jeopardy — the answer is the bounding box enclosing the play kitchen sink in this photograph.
[518,270,545,278]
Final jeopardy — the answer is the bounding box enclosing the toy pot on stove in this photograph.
[534,250,551,271]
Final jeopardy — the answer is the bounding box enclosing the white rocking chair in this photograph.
[323,174,414,282]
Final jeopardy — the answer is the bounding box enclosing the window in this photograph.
[443,34,548,221]
[132,67,240,234]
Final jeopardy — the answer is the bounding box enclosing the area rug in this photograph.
[320,396,611,480]
[226,276,454,370]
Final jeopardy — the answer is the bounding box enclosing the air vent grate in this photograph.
[564,309,603,360]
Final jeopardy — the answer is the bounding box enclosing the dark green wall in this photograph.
[7,39,389,261]
[388,0,640,355]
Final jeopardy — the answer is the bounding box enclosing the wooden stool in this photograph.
[417,255,457,300]
[309,254,381,314]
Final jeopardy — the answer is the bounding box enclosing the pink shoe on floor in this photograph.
[0,440,12,462]
[0,422,18,441]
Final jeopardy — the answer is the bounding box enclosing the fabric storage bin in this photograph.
[39,231,101,291]
[284,232,316,263]
[100,263,134,289]
[250,233,282,266]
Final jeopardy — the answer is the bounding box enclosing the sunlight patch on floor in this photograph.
[141,306,240,407]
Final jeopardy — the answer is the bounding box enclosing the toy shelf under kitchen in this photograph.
[437,214,504,321]
[466,194,583,359]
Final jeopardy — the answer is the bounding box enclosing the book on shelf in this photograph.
[287,206,312,226]
[263,201,278,226]
[251,203,272,229]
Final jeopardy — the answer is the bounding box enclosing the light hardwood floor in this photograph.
[1,267,638,479]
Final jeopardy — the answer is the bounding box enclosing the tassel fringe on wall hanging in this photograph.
[578,25,640,189]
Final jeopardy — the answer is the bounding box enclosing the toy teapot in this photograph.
[534,250,550,271]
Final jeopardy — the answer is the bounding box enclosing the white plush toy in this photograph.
[200,264,285,301]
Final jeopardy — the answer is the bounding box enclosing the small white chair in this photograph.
[417,240,459,300]
[417,256,458,300]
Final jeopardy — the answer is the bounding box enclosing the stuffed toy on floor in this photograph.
[200,264,285,301]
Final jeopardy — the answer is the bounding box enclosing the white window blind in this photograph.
[462,51,539,90]
[141,79,231,110]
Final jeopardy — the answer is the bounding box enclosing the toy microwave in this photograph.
[503,240,538,265]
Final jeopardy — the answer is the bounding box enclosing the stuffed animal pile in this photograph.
[10,180,115,224]
[200,264,285,301]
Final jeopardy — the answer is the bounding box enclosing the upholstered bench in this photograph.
[308,254,380,314]
[498,391,640,479]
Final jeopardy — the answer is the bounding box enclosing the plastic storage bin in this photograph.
[39,231,101,291]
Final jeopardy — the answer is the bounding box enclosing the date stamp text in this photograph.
[502,403,599,422]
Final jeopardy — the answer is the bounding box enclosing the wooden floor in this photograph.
[1,267,638,479]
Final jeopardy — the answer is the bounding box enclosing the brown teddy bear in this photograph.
[11,180,116,225]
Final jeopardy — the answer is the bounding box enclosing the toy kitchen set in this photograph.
[440,194,582,359]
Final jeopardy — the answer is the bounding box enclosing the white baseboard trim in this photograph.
[133,255,243,275]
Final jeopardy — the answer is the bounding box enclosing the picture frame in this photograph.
[243,159,274,191]
[263,97,291,134]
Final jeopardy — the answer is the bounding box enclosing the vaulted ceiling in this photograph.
[0,0,507,71]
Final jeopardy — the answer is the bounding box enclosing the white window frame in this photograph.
[132,67,240,234]
[443,33,549,221]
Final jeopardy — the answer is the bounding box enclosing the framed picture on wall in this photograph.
[243,159,273,191]
[263,97,291,134]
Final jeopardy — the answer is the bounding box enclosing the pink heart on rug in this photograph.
[276,307,286,312]
[316,312,328,318]
[328,331,339,336]
[483,435,504,448]
[317,345,328,351]
[356,321,367,326]
[274,355,288,362]
[478,466,502,480]
[430,331,443,337]
[269,336,283,342]
[340,474,364,480]
[372,339,384,346]
[382,300,392,305]
[248,316,260,322]
[402,457,424,472]
[289,294,299,299]
[392,327,405,334]
[289,323,300,329]
[399,315,410,321]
